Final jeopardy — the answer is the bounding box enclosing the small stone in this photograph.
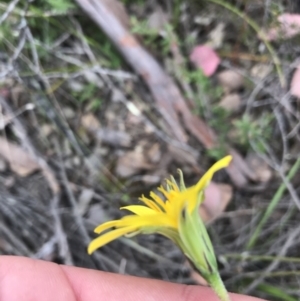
[246,153,272,182]
[146,143,161,164]
[219,93,241,112]
[81,114,101,132]
[251,63,272,79]
[217,70,244,93]
[40,124,53,137]
[62,107,76,119]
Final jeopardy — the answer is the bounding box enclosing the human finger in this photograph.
[0,256,266,301]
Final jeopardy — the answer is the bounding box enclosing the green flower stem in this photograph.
[206,272,231,301]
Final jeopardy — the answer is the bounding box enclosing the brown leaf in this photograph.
[0,137,40,176]
[115,148,153,178]
[219,93,241,112]
[290,64,300,98]
[199,182,233,223]
[246,153,272,183]
[101,0,130,29]
[227,149,258,187]
[146,143,161,164]
[217,70,244,93]
[167,144,200,171]
[147,6,169,31]
[208,23,225,49]
[251,63,272,79]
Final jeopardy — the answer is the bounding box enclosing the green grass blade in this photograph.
[246,156,300,249]
[257,283,298,301]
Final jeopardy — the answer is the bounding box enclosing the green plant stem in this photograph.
[207,0,285,87]
[246,156,300,249]
[207,272,231,301]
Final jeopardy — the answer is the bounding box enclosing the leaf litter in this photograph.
[0,0,300,300]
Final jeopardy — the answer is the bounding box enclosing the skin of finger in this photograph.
[0,256,266,301]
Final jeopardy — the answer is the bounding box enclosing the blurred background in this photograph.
[0,0,300,300]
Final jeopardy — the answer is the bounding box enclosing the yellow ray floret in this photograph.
[88,155,232,255]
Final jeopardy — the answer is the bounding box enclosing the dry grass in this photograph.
[0,0,300,300]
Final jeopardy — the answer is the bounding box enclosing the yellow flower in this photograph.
[88,155,232,301]
[88,155,232,256]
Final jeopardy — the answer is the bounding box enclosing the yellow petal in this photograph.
[158,186,170,199]
[121,214,177,229]
[149,192,166,210]
[195,155,232,191]
[166,179,179,192]
[121,205,157,216]
[88,226,136,254]
[182,188,199,213]
[94,220,120,234]
[139,196,163,212]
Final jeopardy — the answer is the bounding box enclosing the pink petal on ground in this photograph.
[290,64,300,98]
[263,13,300,41]
[190,45,221,77]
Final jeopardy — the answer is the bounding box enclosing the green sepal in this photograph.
[178,206,218,277]
[170,175,179,191]
[177,169,186,191]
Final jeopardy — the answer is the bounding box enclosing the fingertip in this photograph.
[0,256,76,301]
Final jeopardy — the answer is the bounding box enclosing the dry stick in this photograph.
[51,195,74,265]
[96,70,200,165]
[33,235,57,260]
[69,18,198,161]
[0,221,32,256]
[224,253,300,264]
[0,98,59,195]
[19,16,87,158]
[54,140,120,272]
[74,0,257,187]
[76,0,186,142]
[244,226,300,294]
[0,0,20,25]
[0,98,74,264]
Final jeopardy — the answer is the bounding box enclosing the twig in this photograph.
[0,98,75,263]
[0,221,32,256]
[54,139,120,272]
[74,0,256,187]
[0,97,60,194]
[244,226,300,293]
[0,0,20,25]
[51,195,74,265]
[120,237,179,266]
[224,253,300,264]
[33,235,57,260]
